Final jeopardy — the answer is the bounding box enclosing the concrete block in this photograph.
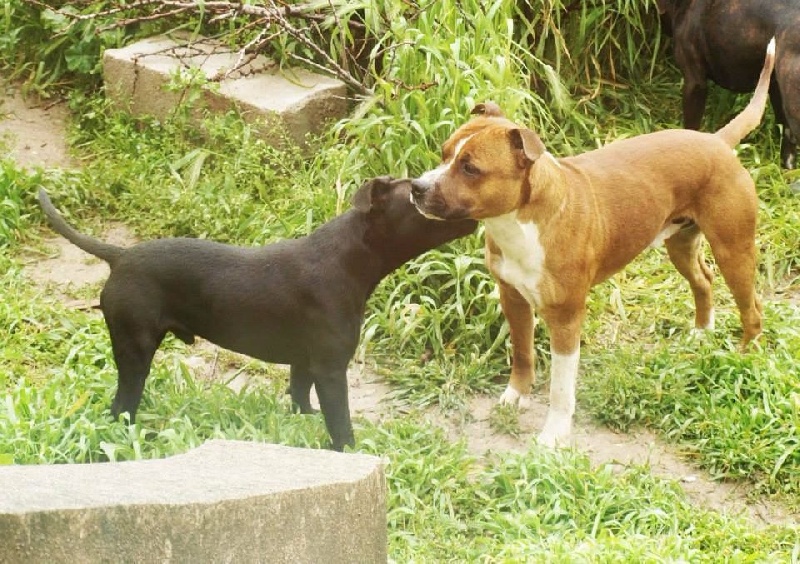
[102,35,349,147]
[0,440,386,563]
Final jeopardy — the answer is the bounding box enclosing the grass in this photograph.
[2,0,800,559]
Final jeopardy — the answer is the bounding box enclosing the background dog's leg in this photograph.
[496,280,535,407]
[682,78,708,130]
[312,360,354,451]
[665,224,715,331]
[782,128,798,171]
[769,85,797,170]
[537,304,585,448]
[289,361,317,414]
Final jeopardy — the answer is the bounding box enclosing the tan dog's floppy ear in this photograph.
[508,128,546,164]
[471,102,504,117]
[351,176,394,212]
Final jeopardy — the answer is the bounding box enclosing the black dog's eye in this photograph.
[461,161,480,177]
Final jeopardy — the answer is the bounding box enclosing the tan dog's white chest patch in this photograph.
[485,213,546,306]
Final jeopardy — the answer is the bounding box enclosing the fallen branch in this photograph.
[23,0,373,97]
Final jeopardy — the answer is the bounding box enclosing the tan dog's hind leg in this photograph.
[699,179,763,347]
[705,235,763,346]
[665,223,716,331]
[537,302,586,447]
[497,279,536,407]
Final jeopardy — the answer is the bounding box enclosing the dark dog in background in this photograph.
[657,0,800,169]
[39,178,476,451]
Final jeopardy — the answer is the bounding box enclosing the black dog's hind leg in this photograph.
[289,361,317,414]
[107,322,162,424]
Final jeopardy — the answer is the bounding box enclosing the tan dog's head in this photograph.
[410,102,548,220]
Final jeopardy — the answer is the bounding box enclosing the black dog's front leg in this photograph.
[314,363,355,452]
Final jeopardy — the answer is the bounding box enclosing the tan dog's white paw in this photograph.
[498,385,532,409]
[498,385,521,404]
[690,309,716,337]
[537,412,572,448]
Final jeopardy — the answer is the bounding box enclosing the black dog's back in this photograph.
[38,190,341,362]
[99,236,342,364]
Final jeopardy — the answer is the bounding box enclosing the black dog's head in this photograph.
[352,176,477,266]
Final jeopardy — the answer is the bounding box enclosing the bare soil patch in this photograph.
[0,83,74,169]
[6,82,796,528]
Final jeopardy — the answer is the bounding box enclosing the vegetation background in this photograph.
[1,0,799,560]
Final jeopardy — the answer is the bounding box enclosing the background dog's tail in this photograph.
[38,188,124,265]
[716,37,776,148]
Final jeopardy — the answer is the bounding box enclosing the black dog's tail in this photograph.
[38,188,124,265]
[716,37,776,148]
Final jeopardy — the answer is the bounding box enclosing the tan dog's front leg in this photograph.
[537,302,586,447]
[496,279,536,407]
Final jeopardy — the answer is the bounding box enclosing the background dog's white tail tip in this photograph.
[767,37,776,56]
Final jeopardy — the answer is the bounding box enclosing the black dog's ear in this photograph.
[471,102,504,117]
[351,176,394,212]
[508,128,546,163]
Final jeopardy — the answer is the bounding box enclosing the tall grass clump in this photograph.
[329,0,664,179]
[582,305,800,496]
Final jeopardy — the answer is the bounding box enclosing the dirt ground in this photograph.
[3,83,795,527]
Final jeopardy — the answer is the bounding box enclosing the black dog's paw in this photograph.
[290,401,319,415]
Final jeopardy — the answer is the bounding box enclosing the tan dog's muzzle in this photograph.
[410,168,472,221]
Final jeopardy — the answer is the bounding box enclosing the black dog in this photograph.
[657,0,800,169]
[39,178,476,450]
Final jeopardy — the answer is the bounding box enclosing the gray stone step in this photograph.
[103,35,348,148]
[0,440,386,563]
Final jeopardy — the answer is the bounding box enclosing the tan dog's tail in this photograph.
[716,37,776,148]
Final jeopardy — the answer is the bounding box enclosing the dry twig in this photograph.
[24,0,373,96]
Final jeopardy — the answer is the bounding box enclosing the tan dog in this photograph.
[410,39,775,447]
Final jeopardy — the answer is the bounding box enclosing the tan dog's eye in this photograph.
[461,161,480,177]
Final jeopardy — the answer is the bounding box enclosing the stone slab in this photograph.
[0,440,386,563]
[102,35,348,147]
